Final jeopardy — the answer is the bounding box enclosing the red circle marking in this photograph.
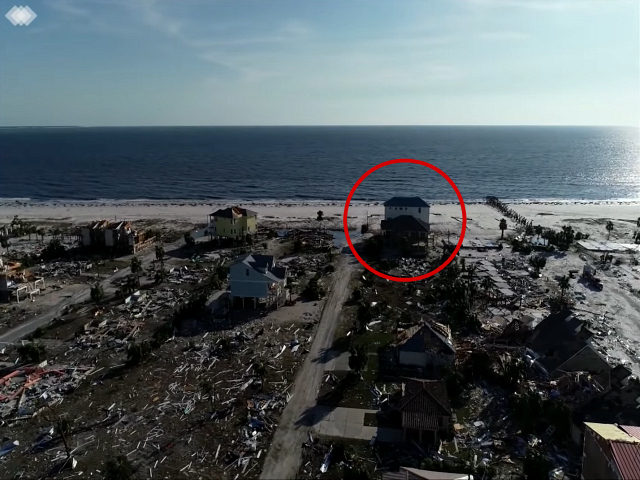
[342,158,467,282]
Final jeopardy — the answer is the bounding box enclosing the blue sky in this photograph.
[0,0,638,126]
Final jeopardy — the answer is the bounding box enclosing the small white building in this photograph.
[384,197,430,224]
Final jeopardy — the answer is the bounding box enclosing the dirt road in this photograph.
[260,254,357,480]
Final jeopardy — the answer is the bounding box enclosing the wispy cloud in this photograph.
[468,0,608,11]
[479,31,530,40]
[47,0,92,17]
[135,0,185,38]
[121,0,315,81]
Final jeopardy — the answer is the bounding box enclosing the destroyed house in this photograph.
[207,206,257,240]
[577,376,640,428]
[397,379,451,443]
[526,310,608,381]
[395,321,455,374]
[80,220,110,248]
[230,254,287,308]
[494,317,532,345]
[582,422,640,480]
[80,220,152,254]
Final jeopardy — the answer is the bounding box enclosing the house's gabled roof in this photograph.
[106,221,132,230]
[397,322,455,356]
[382,468,473,480]
[611,365,633,386]
[585,423,640,480]
[381,215,430,233]
[585,422,640,443]
[211,206,258,218]
[620,425,640,441]
[527,310,593,373]
[88,220,109,229]
[611,442,640,480]
[556,344,610,376]
[242,253,273,270]
[398,379,450,431]
[236,254,286,282]
[384,196,429,207]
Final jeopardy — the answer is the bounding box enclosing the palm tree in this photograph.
[316,210,324,222]
[155,244,165,263]
[124,275,138,295]
[56,417,73,460]
[184,232,195,248]
[154,268,167,285]
[130,256,142,272]
[252,360,267,391]
[480,276,493,294]
[606,220,614,240]
[557,275,570,301]
[90,283,104,304]
[348,345,368,379]
[36,228,46,243]
[130,256,142,286]
[499,218,507,239]
[529,255,547,276]
[634,231,640,245]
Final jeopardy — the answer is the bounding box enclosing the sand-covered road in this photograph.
[260,254,357,480]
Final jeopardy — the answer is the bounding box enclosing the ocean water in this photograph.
[0,126,638,203]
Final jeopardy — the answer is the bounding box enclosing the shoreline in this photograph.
[1,197,639,208]
[1,198,638,235]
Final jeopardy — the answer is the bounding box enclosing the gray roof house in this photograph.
[230,254,287,308]
[382,197,430,239]
[384,197,430,208]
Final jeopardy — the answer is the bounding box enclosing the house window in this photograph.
[246,268,249,276]
[418,208,421,213]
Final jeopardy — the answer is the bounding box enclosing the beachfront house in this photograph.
[207,207,257,241]
[80,220,152,254]
[381,197,430,239]
[229,254,287,308]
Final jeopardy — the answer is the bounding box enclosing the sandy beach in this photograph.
[1,200,638,239]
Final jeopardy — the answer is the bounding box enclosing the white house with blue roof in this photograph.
[230,253,287,308]
[383,196,430,224]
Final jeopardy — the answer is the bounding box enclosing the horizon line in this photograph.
[1,123,638,128]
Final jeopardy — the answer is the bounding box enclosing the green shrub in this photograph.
[17,343,46,363]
